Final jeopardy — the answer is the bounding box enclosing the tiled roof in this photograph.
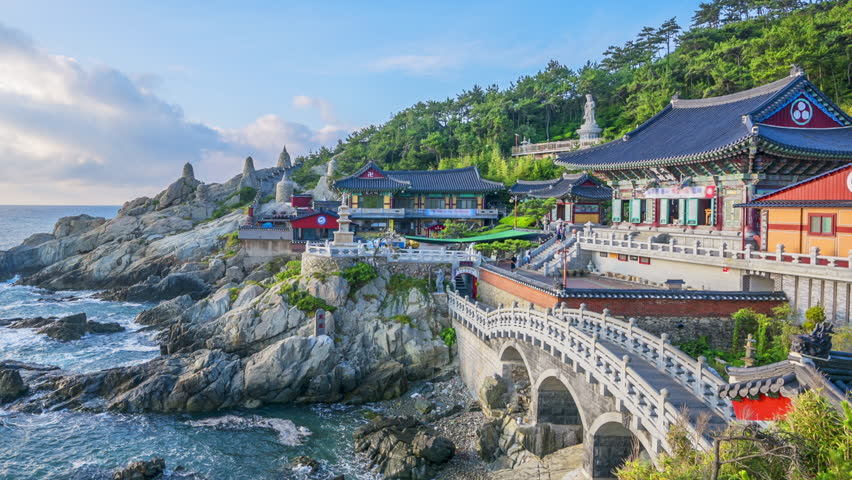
[735,200,852,208]
[558,290,787,301]
[555,75,852,170]
[720,352,852,401]
[335,161,504,193]
[510,174,612,200]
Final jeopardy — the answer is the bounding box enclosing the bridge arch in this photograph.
[498,342,534,413]
[587,412,652,480]
[532,369,588,431]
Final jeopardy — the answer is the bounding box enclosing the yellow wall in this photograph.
[574,213,600,224]
[765,207,852,256]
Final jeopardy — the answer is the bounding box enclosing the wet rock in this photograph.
[290,455,320,473]
[0,368,27,402]
[112,457,165,480]
[354,416,454,480]
[11,313,126,342]
[135,295,195,328]
[344,361,408,404]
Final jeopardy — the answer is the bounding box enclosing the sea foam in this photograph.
[186,415,312,446]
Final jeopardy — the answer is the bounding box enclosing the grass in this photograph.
[278,282,336,316]
[498,215,537,228]
[388,314,414,326]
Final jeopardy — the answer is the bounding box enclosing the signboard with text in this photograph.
[642,185,715,199]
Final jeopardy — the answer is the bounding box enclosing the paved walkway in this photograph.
[515,269,655,290]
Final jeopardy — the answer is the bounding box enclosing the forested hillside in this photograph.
[293,0,851,189]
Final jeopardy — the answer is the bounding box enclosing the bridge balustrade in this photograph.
[449,292,731,454]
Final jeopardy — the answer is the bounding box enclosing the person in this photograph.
[525,251,531,265]
[510,255,517,272]
[556,225,563,241]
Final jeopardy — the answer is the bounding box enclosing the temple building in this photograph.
[555,67,852,243]
[334,161,505,235]
[736,163,852,255]
[510,173,612,224]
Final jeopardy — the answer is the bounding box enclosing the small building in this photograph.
[510,173,612,224]
[237,194,340,258]
[290,211,339,241]
[736,163,852,255]
[555,67,852,240]
[334,161,505,235]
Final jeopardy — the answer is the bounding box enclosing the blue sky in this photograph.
[0,0,699,204]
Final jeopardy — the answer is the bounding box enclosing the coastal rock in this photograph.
[0,368,27,402]
[353,416,454,480]
[344,361,407,404]
[53,214,106,238]
[243,335,340,403]
[112,457,166,480]
[290,456,320,474]
[135,295,195,328]
[7,313,125,342]
[476,420,501,462]
[115,272,210,302]
[155,175,200,210]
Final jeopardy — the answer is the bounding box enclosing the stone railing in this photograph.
[349,208,406,218]
[305,241,482,266]
[511,140,580,156]
[449,292,732,453]
[575,230,852,276]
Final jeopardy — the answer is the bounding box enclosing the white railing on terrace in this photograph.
[511,140,580,156]
[448,291,732,453]
[305,241,482,265]
[575,230,852,270]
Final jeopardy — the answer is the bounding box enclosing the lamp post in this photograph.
[512,195,519,228]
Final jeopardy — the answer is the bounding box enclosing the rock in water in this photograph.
[113,458,165,480]
[354,416,454,480]
[291,455,320,473]
[0,368,27,402]
[35,313,88,341]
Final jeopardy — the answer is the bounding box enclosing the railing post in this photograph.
[776,244,785,262]
[658,388,669,429]
[743,243,752,260]
[694,356,706,397]
[658,333,669,370]
[848,249,852,269]
[720,242,728,258]
[810,246,820,265]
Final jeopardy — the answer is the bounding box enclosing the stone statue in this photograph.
[277,146,291,169]
[436,269,445,293]
[582,94,598,128]
[577,94,602,143]
[790,322,834,358]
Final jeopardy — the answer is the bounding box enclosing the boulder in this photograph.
[35,313,88,341]
[53,214,106,238]
[155,175,200,210]
[112,457,165,480]
[477,420,501,462]
[119,273,210,302]
[414,396,434,415]
[517,423,582,458]
[344,361,407,404]
[354,416,454,480]
[290,455,320,474]
[0,368,27,402]
[478,374,508,412]
[135,295,195,328]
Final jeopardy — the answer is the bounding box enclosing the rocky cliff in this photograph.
[7,259,451,413]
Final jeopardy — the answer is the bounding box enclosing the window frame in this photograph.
[807,213,836,236]
[617,254,629,262]
[639,257,651,265]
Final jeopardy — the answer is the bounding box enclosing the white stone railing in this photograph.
[448,292,732,453]
[575,230,852,273]
[511,140,580,156]
[305,241,482,266]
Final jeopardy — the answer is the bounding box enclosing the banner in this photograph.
[642,185,715,199]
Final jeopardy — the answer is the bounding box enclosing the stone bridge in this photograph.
[449,291,734,479]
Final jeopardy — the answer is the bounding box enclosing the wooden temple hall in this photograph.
[555,67,852,243]
[510,173,612,224]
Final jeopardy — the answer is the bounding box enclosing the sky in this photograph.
[0,0,699,205]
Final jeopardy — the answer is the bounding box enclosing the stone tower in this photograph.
[239,156,259,190]
[275,169,294,203]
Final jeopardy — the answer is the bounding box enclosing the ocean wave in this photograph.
[186,415,312,446]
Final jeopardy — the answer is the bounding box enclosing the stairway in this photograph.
[454,275,471,298]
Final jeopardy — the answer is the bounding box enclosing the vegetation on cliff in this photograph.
[292,0,850,189]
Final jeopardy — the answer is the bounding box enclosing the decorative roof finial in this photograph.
[671,91,680,103]
[790,64,805,77]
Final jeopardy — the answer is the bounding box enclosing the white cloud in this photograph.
[0,23,349,205]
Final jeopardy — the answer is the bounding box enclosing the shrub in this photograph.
[440,327,456,347]
[341,262,378,291]
[388,314,413,326]
[278,282,336,315]
[229,287,241,303]
[731,308,761,354]
[804,304,826,331]
[209,187,257,220]
[498,215,537,228]
[274,260,302,283]
[387,274,430,297]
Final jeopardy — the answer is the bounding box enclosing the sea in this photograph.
[0,206,373,479]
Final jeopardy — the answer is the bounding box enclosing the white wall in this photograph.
[592,253,744,291]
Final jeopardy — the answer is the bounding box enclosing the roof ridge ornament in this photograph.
[790,64,805,77]
[671,91,680,104]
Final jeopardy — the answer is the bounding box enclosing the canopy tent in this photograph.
[404,229,539,244]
